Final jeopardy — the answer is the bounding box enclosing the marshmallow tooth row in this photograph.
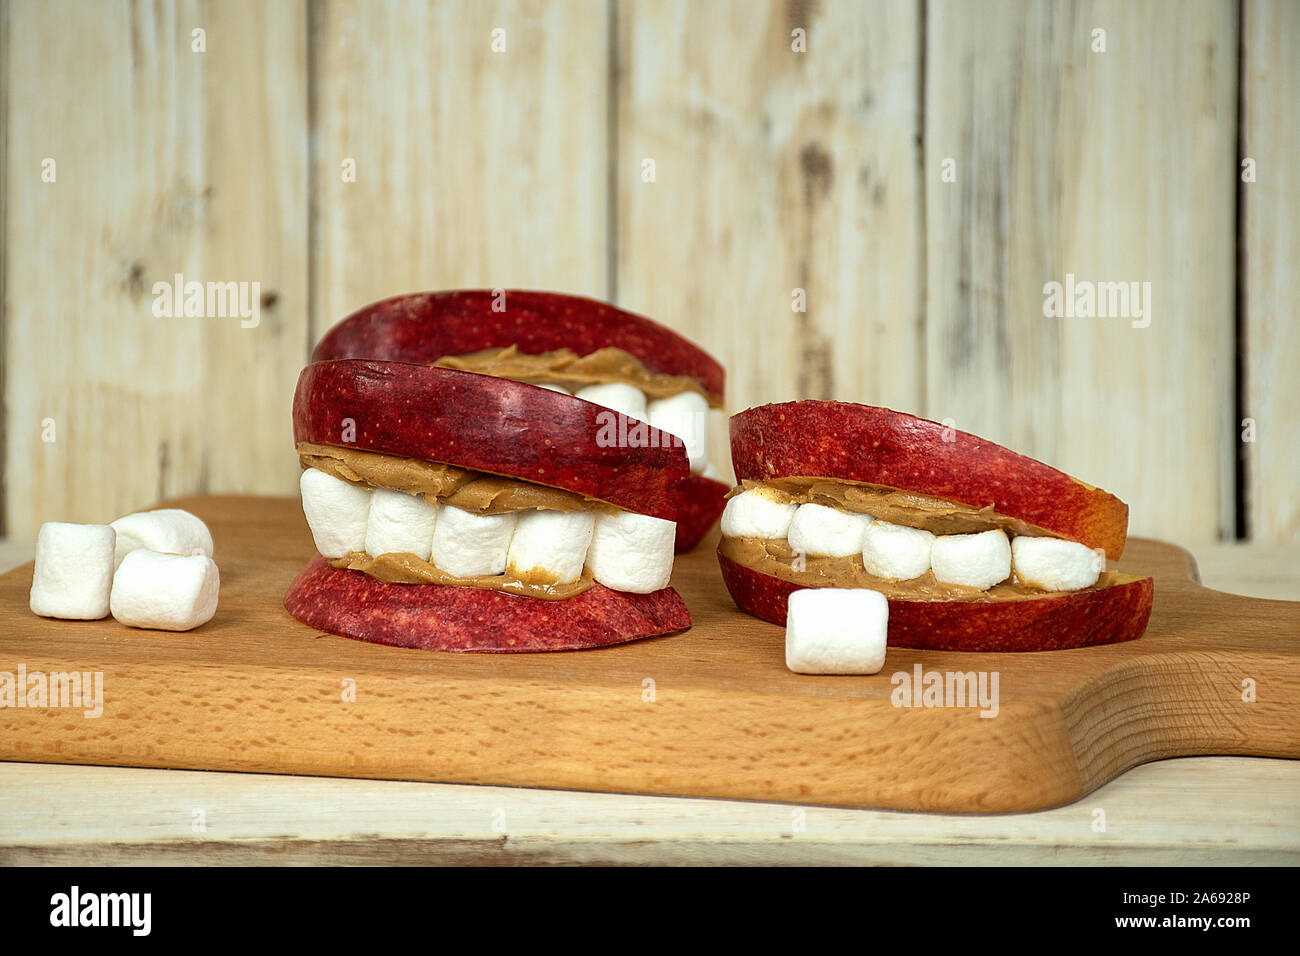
[721,489,1102,592]
[529,380,714,477]
[301,468,675,594]
[29,510,219,630]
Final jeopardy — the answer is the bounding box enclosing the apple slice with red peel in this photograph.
[293,359,690,521]
[312,290,729,550]
[730,401,1129,559]
[720,401,1154,650]
[288,358,695,653]
[286,556,690,652]
[313,289,725,402]
[674,473,730,553]
[717,546,1153,652]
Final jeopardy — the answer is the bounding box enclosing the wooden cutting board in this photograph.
[1,495,1296,813]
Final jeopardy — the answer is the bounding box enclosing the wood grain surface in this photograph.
[0,494,1295,814]
[3,0,308,536]
[925,0,1238,542]
[309,0,611,340]
[200,0,310,498]
[2,756,1297,865]
[1241,0,1300,542]
[615,0,924,475]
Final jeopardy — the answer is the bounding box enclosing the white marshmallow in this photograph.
[719,489,798,539]
[110,508,213,568]
[430,505,517,577]
[29,522,116,620]
[110,550,220,631]
[1012,536,1102,591]
[785,588,889,675]
[365,488,437,560]
[787,503,871,558]
[300,468,372,558]
[530,382,571,395]
[930,529,1012,590]
[585,510,676,593]
[575,382,648,421]
[506,509,595,584]
[861,519,935,581]
[701,462,723,482]
[646,391,710,474]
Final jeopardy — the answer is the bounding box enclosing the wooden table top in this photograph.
[1,537,1296,865]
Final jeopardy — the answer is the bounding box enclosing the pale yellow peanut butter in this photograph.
[328,550,594,600]
[720,536,1132,601]
[433,345,721,407]
[722,478,1130,600]
[735,477,1062,538]
[300,443,615,598]
[298,442,618,515]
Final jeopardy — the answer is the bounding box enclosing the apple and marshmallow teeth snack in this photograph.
[717,402,1154,652]
[283,358,692,653]
[310,289,728,551]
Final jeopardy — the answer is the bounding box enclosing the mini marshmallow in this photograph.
[719,489,798,540]
[1012,536,1102,591]
[29,522,116,620]
[646,391,710,474]
[365,487,437,560]
[930,529,1012,590]
[861,519,935,581]
[530,382,571,395]
[300,468,372,559]
[430,505,517,577]
[701,462,723,482]
[575,382,648,421]
[110,550,220,631]
[585,510,676,593]
[787,503,871,558]
[785,588,889,675]
[110,508,213,568]
[506,509,595,584]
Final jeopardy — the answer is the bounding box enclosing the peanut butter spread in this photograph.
[298,442,618,515]
[300,443,611,598]
[434,345,720,407]
[736,478,1061,538]
[328,551,594,600]
[720,536,1130,602]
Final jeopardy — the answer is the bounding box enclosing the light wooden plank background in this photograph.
[1241,0,1299,543]
[310,0,610,340]
[2,0,1294,545]
[615,0,924,476]
[927,0,1238,542]
[4,0,308,535]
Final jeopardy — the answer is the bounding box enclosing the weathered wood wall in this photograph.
[5,0,308,528]
[1241,0,1299,542]
[3,0,1295,544]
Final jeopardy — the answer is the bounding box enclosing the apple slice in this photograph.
[674,473,730,553]
[294,359,690,521]
[717,546,1154,652]
[286,555,690,652]
[730,401,1130,559]
[313,289,725,402]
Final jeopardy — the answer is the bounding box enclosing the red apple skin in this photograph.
[313,289,725,402]
[674,473,730,552]
[717,547,1154,652]
[285,556,691,652]
[294,359,690,521]
[730,401,1130,560]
